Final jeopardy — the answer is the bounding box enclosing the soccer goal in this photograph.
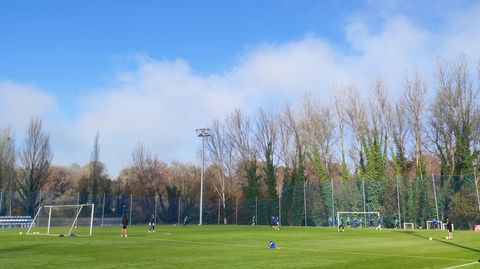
[426,220,443,230]
[337,211,380,228]
[27,204,95,236]
[403,222,415,230]
[442,223,454,231]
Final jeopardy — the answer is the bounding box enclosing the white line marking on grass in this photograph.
[129,237,472,263]
[442,261,479,269]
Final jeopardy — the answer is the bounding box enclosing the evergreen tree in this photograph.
[309,149,333,224]
[263,141,278,218]
[243,159,259,200]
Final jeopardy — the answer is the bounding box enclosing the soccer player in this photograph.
[446,217,453,240]
[121,213,129,238]
[338,217,345,232]
[375,215,382,230]
[251,216,256,226]
[353,217,359,228]
[274,216,280,230]
[393,218,399,229]
[183,215,188,227]
[149,214,156,233]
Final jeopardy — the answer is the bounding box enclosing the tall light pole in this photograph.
[196,128,211,225]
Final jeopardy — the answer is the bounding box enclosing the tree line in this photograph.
[1,56,480,228]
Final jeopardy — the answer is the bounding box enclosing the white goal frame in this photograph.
[27,204,95,236]
[443,223,454,231]
[426,220,443,230]
[337,211,380,227]
[403,222,415,230]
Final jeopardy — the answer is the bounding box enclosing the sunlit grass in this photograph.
[0,225,479,268]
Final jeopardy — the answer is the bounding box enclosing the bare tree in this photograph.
[283,104,306,169]
[131,143,166,198]
[277,105,296,173]
[0,128,16,215]
[253,108,279,199]
[429,57,480,178]
[345,87,367,173]
[89,131,101,204]
[301,93,335,176]
[169,161,199,221]
[334,86,351,180]
[403,71,428,174]
[18,117,53,215]
[206,119,235,224]
[389,100,408,176]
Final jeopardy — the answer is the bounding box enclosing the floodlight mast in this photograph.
[196,128,211,225]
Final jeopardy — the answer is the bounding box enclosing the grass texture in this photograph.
[1,225,479,268]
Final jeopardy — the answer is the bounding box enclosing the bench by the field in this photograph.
[0,216,33,228]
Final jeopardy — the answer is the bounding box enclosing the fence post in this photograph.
[255,197,258,226]
[362,179,367,226]
[330,178,335,225]
[235,197,238,225]
[431,174,440,221]
[279,195,281,226]
[0,189,3,215]
[303,180,307,226]
[129,194,133,225]
[154,194,158,225]
[218,199,221,225]
[474,171,480,214]
[395,176,402,227]
[101,192,106,226]
[178,196,181,225]
[9,189,12,215]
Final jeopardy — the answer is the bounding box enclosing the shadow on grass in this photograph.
[0,243,45,255]
[400,231,480,254]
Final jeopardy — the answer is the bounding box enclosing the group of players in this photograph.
[120,213,454,241]
[431,217,454,240]
[329,215,382,232]
[121,213,190,237]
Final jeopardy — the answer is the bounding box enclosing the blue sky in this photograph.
[1,0,480,177]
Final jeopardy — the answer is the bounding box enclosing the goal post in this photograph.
[337,211,380,227]
[403,222,415,230]
[27,204,95,236]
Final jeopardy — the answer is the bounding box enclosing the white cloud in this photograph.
[2,4,480,177]
[0,81,57,134]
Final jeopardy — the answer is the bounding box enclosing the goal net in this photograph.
[426,220,443,230]
[337,211,380,228]
[27,204,94,236]
[403,222,415,230]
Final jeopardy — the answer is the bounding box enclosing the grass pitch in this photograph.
[1,225,479,268]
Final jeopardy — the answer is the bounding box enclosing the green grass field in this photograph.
[1,225,479,268]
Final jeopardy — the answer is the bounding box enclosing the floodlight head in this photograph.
[196,128,211,137]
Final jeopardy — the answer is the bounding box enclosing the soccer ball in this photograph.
[174,224,176,226]
[19,232,23,235]
[429,237,432,241]
[445,236,448,239]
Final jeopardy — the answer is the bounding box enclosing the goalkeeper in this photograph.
[121,213,129,238]
[338,217,345,232]
[375,215,382,230]
[149,214,156,233]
